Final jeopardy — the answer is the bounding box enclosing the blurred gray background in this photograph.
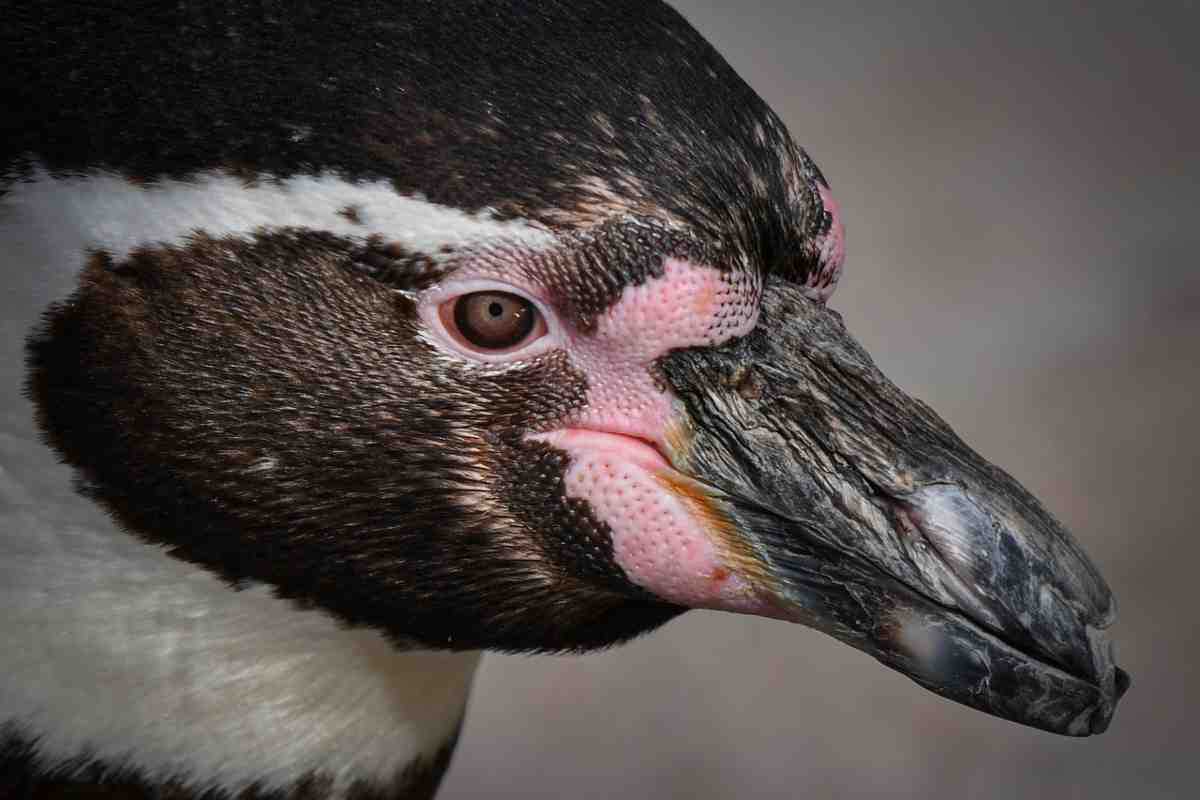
[443,2,1198,798]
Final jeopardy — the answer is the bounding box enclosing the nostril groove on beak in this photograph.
[730,365,765,401]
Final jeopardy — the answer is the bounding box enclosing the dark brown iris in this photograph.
[452,291,537,350]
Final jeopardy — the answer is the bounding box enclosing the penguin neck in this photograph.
[0,472,479,800]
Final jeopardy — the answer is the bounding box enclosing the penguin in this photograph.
[0,2,1127,799]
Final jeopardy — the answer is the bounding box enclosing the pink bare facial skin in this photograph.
[530,258,777,614]
[802,183,846,302]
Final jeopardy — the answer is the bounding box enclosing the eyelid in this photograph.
[417,278,563,365]
[419,277,552,307]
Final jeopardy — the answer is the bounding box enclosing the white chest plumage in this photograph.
[0,170,552,797]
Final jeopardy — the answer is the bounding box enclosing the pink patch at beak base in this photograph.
[564,257,759,453]
[531,430,768,613]
[529,258,772,613]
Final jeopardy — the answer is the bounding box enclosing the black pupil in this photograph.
[455,291,536,349]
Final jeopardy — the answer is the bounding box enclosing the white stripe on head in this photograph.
[4,166,554,265]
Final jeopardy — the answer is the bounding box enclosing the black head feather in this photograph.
[15,1,836,650]
[2,0,831,284]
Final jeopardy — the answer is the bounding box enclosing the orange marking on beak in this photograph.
[652,469,774,592]
[662,414,694,467]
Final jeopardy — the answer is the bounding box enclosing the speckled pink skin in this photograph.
[802,184,846,302]
[536,429,765,611]
[532,258,770,611]
[566,258,758,446]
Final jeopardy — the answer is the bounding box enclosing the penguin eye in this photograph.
[440,290,548,352]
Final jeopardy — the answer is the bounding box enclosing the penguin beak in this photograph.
[658,281,1129,736]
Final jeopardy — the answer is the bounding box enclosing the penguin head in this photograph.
[21,0,1123,734]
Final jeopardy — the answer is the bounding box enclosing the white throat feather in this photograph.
[0,168,510,797]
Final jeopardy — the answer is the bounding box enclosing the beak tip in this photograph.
[1083,666,1131,736]
[1114,665,1133,699]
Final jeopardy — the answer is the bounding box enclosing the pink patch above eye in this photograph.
[564,257,760,452]
[802,183,846,302]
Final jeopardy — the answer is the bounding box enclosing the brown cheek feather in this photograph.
[26,230,680,653]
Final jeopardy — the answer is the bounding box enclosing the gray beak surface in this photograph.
[660,280,1128,736]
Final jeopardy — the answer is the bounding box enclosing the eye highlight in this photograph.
[439,290,548,353]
